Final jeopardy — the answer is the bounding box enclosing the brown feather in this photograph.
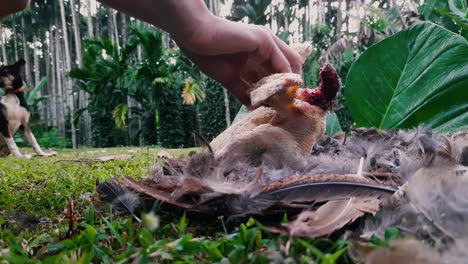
[120,176,196,210]
[286,197,380,238]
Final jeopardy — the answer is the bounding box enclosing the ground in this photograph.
[0,147,353,263]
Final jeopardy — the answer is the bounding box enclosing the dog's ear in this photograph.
[14,59,26,67]
[13,59,26,72]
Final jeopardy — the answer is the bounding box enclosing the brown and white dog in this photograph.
[0,59,56,158]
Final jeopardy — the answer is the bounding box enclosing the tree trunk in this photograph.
[69,0,82,67]
[0,37,3,65]
[86,0,94,38]
[33,35,40,87]
[95,4,101,37]
[302,3,310,41]
[49,27,57,128]
[83,0,94,146]
[33,35,43,120]
[21,17,32,87]
[336,0,342,40]
[107,8,114,42]
[0,23,7,64]
[55,27,65,135]
[318,0,323,25]
[137,43,143,146]
[70,0,87,146]
[112,9,120,48]
[59,0,77,148]
[12,16,19,61]
[45,30,52,126]
[120,13,127,44]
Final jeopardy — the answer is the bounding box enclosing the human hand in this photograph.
[172,16,302,106]
[0,0,29,20]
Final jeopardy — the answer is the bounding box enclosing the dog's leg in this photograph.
[23,125,56,157]
[1,105,30,158]
[0,121,30,158]
[3,136,31,158]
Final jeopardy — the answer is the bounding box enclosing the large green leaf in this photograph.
[345,22,468,133]
[325,112,342,135]
[419,0,458,32]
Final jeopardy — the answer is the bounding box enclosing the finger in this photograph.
[248,27,291,74]
[240,60,270,85]
[181,48,252,106]
[227,81,252,106]
[273,36,303,74]
[268,39,292,73]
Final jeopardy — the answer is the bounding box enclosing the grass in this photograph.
[0,147,353,263]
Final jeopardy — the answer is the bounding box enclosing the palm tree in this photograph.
[228,0,272,25]
[123,23,171,145]
[70,36,134,147]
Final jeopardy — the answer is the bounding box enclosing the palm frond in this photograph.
[320,37,354,63]
[113,103,128,129]
[182,79,205,105]
[72,107,89,126]
[26,77,47,106]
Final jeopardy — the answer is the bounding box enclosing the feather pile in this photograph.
[93,41,468,261]
[96,128,467,241]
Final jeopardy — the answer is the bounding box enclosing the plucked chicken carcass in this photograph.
[210,45,341,170]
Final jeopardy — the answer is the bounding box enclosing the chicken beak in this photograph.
[286,85,299,99]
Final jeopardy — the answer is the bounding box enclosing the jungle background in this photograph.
[0,0,467,263]
[1,0,465,150]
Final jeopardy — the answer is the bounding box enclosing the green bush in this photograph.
[160,84,186,148]
[36,128,70,149]
[90,109,122,147]
[199,79,226,141]
[14,127,70,149]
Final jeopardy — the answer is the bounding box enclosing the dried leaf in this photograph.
[95,154,133,162]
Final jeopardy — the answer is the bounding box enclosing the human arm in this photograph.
[97,0,302,106]
[0,0,30,20]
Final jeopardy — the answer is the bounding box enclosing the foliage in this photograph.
[25,77,48,108]
[14,127,70,149]
[182,79,205,105]
[420,0,461,33]
[123,23,173,145]
[325,112,342,135]
[70,36,131,147]
[35,128,70,149]
[345,22,468,133]
[199,79,230,141]
[159,82,186,148]
[369,227,400,248]
[0,148,351,263]
[89,108,127,147]
[228,0,272,25]
[112,103,128,129]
